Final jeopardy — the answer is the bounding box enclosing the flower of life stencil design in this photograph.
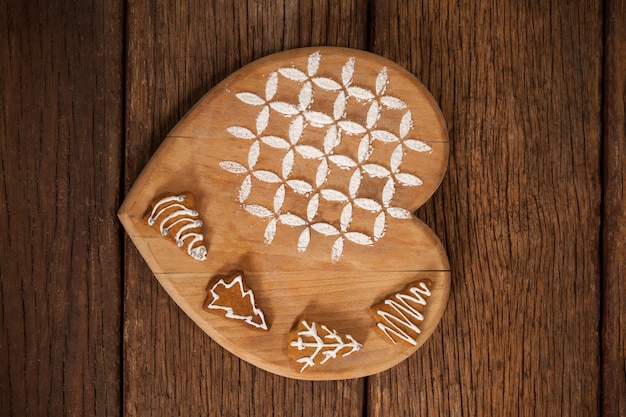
[219,51,433,263]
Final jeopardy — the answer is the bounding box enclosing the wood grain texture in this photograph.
[368,1,602,416]
[602,0,626,415]
[0,1,124,416]
[124,1,367,415]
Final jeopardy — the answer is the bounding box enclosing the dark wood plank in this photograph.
[0,1,124,416]
[367,1,602,415]
[123,1,367,416]
[602,1,626,416]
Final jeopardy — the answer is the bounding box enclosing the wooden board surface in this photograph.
[2,0,622,415]
[119,47,451,379]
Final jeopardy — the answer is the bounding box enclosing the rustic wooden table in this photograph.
[1,1,624,416]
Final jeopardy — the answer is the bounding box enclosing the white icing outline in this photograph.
[207,273,268,330]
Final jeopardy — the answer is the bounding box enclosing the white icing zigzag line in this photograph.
[147,194,207,261]
[289,319,362,372]
[207,273,268,330]
[221,51,433,262]
[375,281,431,346]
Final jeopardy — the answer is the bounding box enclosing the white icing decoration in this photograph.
[147,194,207,261]
[374,281,431,345]
[289,319,362,372]
[221,51,434,262]
[207,273,268,330]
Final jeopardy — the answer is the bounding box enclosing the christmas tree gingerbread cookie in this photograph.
[287,317,362,372]
[370,279,431,346]
[203,271,268,330]
[144,192,207,261]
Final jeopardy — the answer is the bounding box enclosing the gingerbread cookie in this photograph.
[370,280,431,346]
[203,271,268,330]
[145,192,207,261]
[287,318,362,372]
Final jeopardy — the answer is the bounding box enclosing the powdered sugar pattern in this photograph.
[219,51,433,262]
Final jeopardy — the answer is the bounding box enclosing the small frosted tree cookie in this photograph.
[287,318,362,372]
[144,192,207,261]
[203,271,268,330]
[370,279,431,346]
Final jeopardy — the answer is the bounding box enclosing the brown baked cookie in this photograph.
[287,317,362,373]
[370,279,431,346]
[144,192,207,261]
[203,271,268,330]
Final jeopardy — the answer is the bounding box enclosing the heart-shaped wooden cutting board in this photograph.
[119,47,450,380]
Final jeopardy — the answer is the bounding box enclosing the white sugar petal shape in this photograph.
[282,149,295,178]
[382,177,395,206]
[304,111,334,126]
[375,67,388,95]
[289,115,304,144]
[236,92,265,106]
[341,57,355,86]
[312,223,340,236]
[320,189,348,202]
[270,101,300,115]
[280,213,306,227]
[338,121,366,135]
[299,81,313,110]
[315,159,329,187]
[395,173,423,186]
[261,135,290,149]
[264,218,278,243]
[227,126,256,139]
[274,184,286,212]
[248,140,261,169]
[239,175,252,203]
[329,155,357,169]
[265,72,278,100]
[331,237,344,263]
[387,207,412,219]
[296,145,325,159]
[390,144,404,173]
[357,134,372,163]
[278,67,308,82]
[345,232,373,246]
[307,193,320,221]
[256,105,270,134]
[354,198,382,212]
[362,164,391,178]
[298,228,311,253]
[340,203,353,231]
[220,161,248,174]
[313,77,342,91]
[381,96,407,109]
[323,125,339,154]
[404,139,433,152]
[374,212,386,240]
[333,91,347,120]
[307,51,321,76]
[372,130,400,143]
[253,170,282,183]
[288,180,314,194]
[244,204,273,218]
[400,110,413,138]
[366,101,380,129]
[348,86,375,101]
[349,169,362,198]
